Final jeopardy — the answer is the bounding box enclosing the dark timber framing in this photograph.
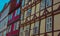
[7,0,60,36]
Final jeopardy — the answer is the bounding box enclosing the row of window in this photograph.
[8,8,20,20]
[7,14,60,36]
[20,0,52,22]
[20,16,52,36]
[21,0,52,8]
[20,0,60,25]
[22,0,32,8]
[7,21,19,33]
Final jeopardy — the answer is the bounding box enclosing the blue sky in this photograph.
[0,0,10,12]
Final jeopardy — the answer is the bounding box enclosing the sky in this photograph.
[0,0,10,12]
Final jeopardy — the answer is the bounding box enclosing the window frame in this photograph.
[15,8,20,16]
[14,21,19,31]
[46,16,52,32]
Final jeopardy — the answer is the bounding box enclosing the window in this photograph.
[8,25,11,32]
[14,21,19,30]
[3,31,6,36]
[26,9,32,17]
[20,28,23,36]
[21,14,24,20]
[46,0,52,7]
[25,25,30,36]
[22,0,25,8]
[0,33,2,36]
[40,0,45,10]
[40,0,52,10]
[33,27,38,35]
[25,0,28,5]
[25,30,29,36]
[20,32,23,36]
[15,8,20,16]
[3,17,8,26]
[33,21,39,35]
[16,0,20,4]
[8,13,12,20]
[46,16,52,32]
[0,17,8,29]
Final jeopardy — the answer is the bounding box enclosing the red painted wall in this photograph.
[7,10,20,36]
[6,30,19,36]
[10,0,16,13]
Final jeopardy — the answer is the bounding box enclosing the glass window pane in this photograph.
[20,27,24,36]
[14,21,19,30]
[16,0,20,4]
[15,8,20,16]
[46,16,52,32]
[25,25,30,36]
[26,9,32,17]
[8,25,11,32]
[40,0,45,10]
[46,0,52,7]
[8,13,12,20]
[22,0,25,8]
[33,21,39,35]
[21,14,24,20]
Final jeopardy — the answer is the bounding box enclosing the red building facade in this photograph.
[6,0,21,36]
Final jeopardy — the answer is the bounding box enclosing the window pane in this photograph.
[40,0,52,10]
[33,21,39,35]
[3,31,6,36]
[22,0,25,8]
[25,25,30,36]
[46,0,52,7]
[8,13,12,20]
[25,30,29,36]
[8,25,11,32]
[16,0,20,4]
[14,21,19,30]
[21,14,24,20]
[40,0,45,10]
[26,9,32,17]
[15,8,20,16]
[46,16,52,32]
[20,27,23,36]
[0,33,2,36]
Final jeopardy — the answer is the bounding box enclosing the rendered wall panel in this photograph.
[54,14,60,30]
[40,19,45,33]
[54,32,60,36]
[36,3,40,13]
[31,6,35,15]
